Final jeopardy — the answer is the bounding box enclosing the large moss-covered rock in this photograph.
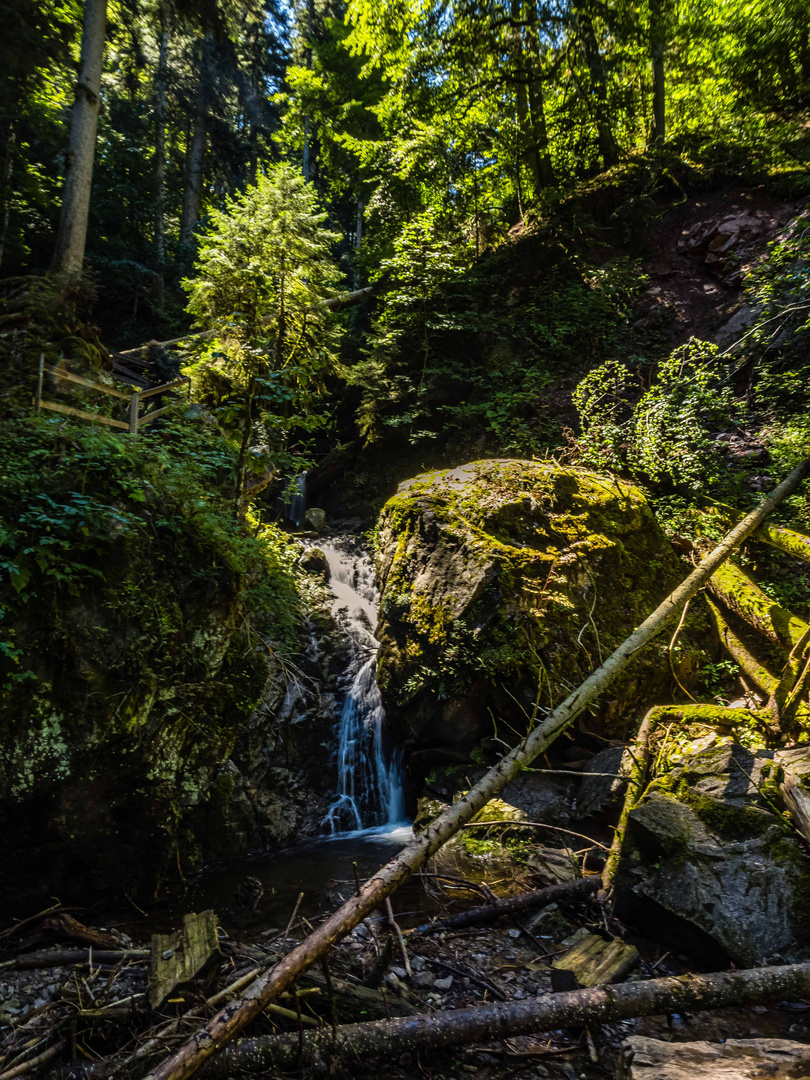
[617,741,810,965]
[375,459,707,749]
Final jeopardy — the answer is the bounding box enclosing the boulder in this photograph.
[575,745,632,820]
[298,546,331,579]
[617,738,810,965]
[375,459,708,749]
[617,1036,810,1079]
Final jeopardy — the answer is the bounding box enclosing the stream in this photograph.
[168,534,413,936]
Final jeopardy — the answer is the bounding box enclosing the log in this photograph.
[13,948,149,968]
[142,460,810,1080]
[196,963,810,1075]
[413,877,601,934]
[706,598,779,697]
[114,288,375,359]
[601,706,658,896]
[709,561,809,652]
[755,521,810,564]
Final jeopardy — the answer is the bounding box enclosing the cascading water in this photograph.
[319,537,406,834]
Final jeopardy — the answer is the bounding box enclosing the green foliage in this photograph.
[575,340,744,493]
[0,415,304,699]
[184,164,343,486]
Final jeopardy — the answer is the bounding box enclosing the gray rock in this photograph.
[575,745,632,819]
[617,1036,810,1079]
[621,793,810,965]
[303,508,327,533]
[434,975,453,990]
[376,460,708,750]
[411,971,436,990]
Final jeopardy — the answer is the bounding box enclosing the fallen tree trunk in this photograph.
[142,459,810,1080]
[601,706,658,896]
[707,598,779,697]
[197,963,810,1075]
[755,521,810,564]
[708,562,809,652]
[413,877,600,934]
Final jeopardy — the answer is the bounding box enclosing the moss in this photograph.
[376,458,709,741]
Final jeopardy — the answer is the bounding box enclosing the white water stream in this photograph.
[319,539,406,835]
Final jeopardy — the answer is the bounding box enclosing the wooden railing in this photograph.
[33,355,188,435]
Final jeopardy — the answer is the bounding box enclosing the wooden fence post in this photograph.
[129,393,139,436]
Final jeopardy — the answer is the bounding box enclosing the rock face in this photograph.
[0,531,346,911]
[618,739,810,965]
[375,459,707,750]
[618,1037,810,1080]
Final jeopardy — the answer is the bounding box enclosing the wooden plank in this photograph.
[43,364,131,399]
[34,398,129,429]
[149,910,222,1010]
[139,403,176,426]
[551,929,640,991]
[137,376,188,400]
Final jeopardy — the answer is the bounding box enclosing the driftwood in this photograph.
[142,459,810,1080]
[196,963,810,1075]
[413,877,601,934]
[617,1035,810,1079]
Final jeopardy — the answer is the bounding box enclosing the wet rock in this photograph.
[617,1036,810,1079]
[304,507,327,533]
[522,901,574,940]
[376,460,708,749]
[527,847,580,885]
[298,546,331,578]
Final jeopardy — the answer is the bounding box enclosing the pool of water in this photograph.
[120,824,429,940]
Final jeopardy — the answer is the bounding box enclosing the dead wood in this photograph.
[709,561,809,652]
[141,458,810,1080]
[413,877,601,934]
[114,287,375,360]
[11,949,149,969]
[755,521,810,564]
[706,598,779,697]
[196,963,810,1075]
[601,707,658,896]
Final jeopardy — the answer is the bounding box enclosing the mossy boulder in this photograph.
[375,458,708,749]
[617,741,810,965]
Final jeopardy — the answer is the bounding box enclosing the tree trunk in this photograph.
[142,459,810,1080]
[179,34,212,248]
[0,117,15,270]
[302,0,315,180]
[153,1,170,307]
[650,0,665,143]
[198,964,810,1075]
[51,0,106,279]
[511,2,555,194]
[574,0,619,167]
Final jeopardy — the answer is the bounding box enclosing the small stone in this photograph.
[384,972,402,993]
[411,955,426,972]
[411,971,436,989]
[434,975,453,990]
[506,928,521,938]
[162,949,174,960]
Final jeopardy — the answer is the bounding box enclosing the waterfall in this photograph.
[319,538,405,834]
